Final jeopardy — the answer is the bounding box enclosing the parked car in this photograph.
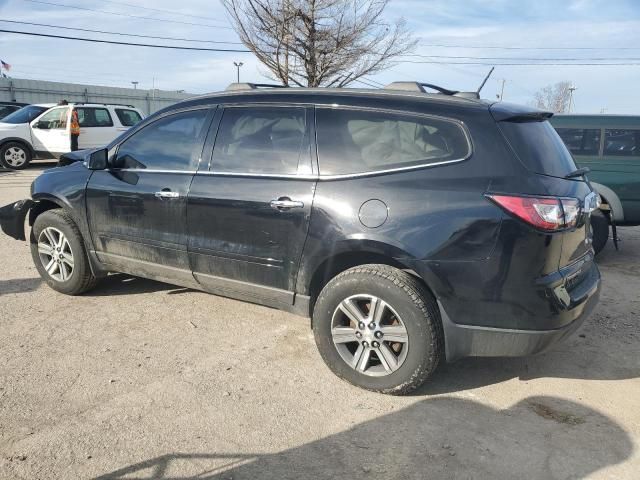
[0,103,144,170]
[0,101,29,120]
[551,114,640,253]
[0,83,601,394]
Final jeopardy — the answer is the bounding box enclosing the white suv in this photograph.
[0,103,144,169]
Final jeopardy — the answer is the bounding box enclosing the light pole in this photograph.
[131,81,139,90]
[233,62,244,83]
[568,85,577,113]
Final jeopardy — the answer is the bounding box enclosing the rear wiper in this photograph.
[565,167,590,179]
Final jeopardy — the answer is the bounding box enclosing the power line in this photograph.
[419,43,640,51]
[0,29,251,52]
[399,59,640,66]
[99,0,224,22]
[0,19,244,45]
[23,0,234,29]
[405,53,640,61]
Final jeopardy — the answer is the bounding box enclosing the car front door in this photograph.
[85,107,213,287]
[187,104,316,308]
[30,106,70,157]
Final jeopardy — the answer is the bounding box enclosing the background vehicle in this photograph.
[552,114,640,253]
[0,83,601,394]
[0,103,144,169]
[0,101,28,120]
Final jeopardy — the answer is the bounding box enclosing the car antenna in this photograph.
[476,67,495,96]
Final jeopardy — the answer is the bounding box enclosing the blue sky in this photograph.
[0,0,639,113]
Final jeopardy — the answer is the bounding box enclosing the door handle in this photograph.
[154,190,180,199]
[270,198,304,210]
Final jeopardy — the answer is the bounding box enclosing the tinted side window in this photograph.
[316,108,470,175]
[212,106,307,175]
[76,107,114,127]
[556,128,601,156]
[604,129,639,156]
[0,106,18,118]
[115,109,209,170]
[116,108,142,127]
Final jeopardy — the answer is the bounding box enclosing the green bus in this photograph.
[551,114,640,253]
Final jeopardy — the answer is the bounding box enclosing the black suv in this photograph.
[0,82,601,394]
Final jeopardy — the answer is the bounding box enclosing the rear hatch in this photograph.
[491,103,596,267]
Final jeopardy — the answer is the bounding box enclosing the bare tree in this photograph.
[533,81,573,113]
[222,0,416,87]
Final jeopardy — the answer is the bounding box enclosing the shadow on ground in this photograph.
[0,277,42,296]
[86,274,196,296]
[92,395,632,480]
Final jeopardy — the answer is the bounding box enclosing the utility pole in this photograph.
[131,81,138,90]
[568,85,577,113]
[498,79,506,101]
[233,62,243,83]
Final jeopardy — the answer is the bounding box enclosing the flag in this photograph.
[0,60,11,71]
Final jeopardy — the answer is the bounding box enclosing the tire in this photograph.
[591,209,609,255]
[30,209,98,295]
[312,264,443,395]
[0,141,32,170]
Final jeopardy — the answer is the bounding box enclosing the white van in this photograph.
[0,103,144,169]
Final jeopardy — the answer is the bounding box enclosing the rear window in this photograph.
[555,128,601,156]
[115,108,142,127]
[316,108,470,175]
[499,120,577,178]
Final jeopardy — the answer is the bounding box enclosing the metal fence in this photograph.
[0,77,196,115]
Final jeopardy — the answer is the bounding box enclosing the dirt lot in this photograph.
[1,165,639,479]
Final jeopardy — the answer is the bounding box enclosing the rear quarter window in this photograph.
[115,109,142,127]
[316,108,470,176]
[499,120,577,178]
[604,129,639,156]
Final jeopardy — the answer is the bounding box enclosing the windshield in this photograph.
[498,120,578,178]
[1,105,49,124]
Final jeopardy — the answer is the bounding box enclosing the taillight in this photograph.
[487,194,581,231]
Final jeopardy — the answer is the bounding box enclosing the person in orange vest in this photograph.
[70,109,80,151]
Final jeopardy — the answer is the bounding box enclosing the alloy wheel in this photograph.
[38,227,74,282]
[331,294,409,377]
[3,146,27,168]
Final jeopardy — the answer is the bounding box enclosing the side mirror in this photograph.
[33,121,46,129]
[87,148,108,170]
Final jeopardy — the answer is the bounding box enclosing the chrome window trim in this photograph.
[113,168,197,175]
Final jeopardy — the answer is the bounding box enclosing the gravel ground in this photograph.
[0,165,639,479]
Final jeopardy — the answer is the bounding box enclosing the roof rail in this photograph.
[73,102,137,108]
[225,82,289,91]
[384,81,481,99]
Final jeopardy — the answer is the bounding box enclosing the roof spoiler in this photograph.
[490,102,553,122]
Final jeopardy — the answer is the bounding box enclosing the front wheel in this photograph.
[312,265,443,395]
[0,142,32,170]
[30,209,98,295]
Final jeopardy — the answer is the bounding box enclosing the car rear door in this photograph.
[187,104,316,308]
[75,106,118,149]
[85,107,214,287]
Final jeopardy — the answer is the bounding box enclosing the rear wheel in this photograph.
[30,209,98,295]
[312,265,442,395]
[591,209,609,255]
[0,142,32,170]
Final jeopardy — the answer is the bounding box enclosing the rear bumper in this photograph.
[0,199,33,240]
[441,260,601,361]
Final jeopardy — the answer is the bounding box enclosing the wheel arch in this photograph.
[0,137,36,158]
[591,182,624,223]
[303,241,439,318]
[28,196,68,227]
